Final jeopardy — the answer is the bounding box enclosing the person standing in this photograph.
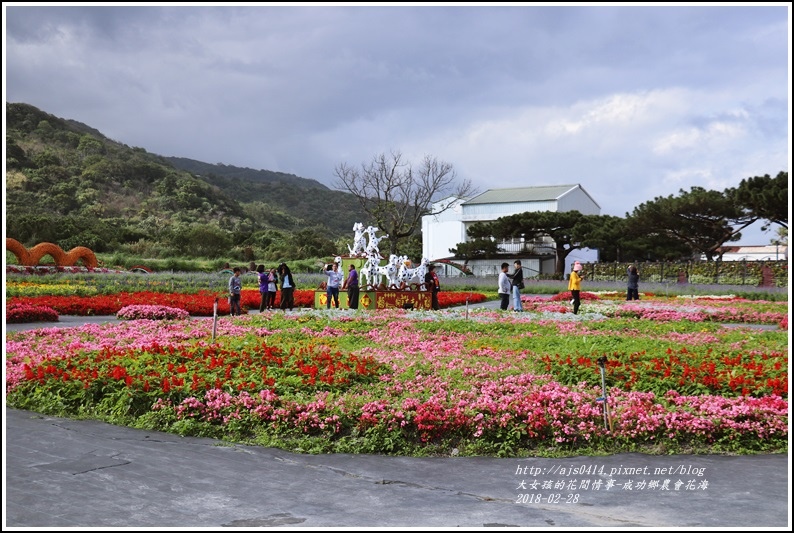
[425,264,441,310]
[508,260,524,311]
[267,267,278,310]
[257,264,270,312]
[498,262,511,310]
[343,263,360,309]
[278,262,296,311]
[627,265,640,301]
[228,267,242,316]
[569,261,584,315]
[323,261,344,309]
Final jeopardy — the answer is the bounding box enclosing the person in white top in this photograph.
[497,262,511,310]
[323,262,344,309]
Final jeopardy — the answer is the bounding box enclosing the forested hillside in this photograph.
[5,102,368,262]
[163,156,365,233]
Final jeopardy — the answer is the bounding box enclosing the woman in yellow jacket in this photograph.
[568,261,584,315]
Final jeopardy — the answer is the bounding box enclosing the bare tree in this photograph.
[334,150,476,256]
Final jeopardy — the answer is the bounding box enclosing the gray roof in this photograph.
[464,184,584,205]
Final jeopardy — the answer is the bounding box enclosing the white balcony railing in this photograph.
[494,241,556,256]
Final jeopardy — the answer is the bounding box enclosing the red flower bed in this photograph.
[6,303,60,323]
[7,290,309,316]
[438,292,487,307]
[551,291,601,302]
[7,289,486,317]
[538,347,788,398]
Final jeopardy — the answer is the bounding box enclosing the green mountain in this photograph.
[5,102,368,262]
[163,156,364,231]
[164,156,324,190]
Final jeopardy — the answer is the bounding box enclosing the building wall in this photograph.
[564,248,600,275]
[557,189,601,215]
[421,185,602,275]
[421,197,466,261]
[461,200,558,221]
[700,245,788,262]
[422,218,467,261]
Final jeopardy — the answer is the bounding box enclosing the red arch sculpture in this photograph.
[6,238,99,269]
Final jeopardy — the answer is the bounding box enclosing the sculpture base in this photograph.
[314,289,431,310]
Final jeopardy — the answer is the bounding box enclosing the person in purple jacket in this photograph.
[343,263,360,309]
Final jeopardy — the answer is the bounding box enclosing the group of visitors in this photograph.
[326,260,440,311]
[232,257,640,316]
[321,258,363,310]
[256,265,279,311]
[229,258,441,314]
[497,260,525,311]
[498,260,639,315]
[228,262,297,315]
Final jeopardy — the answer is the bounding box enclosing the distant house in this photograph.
[421,184,601,277]
[704,245,788,262]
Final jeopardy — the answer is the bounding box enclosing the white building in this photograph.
[703,245,788,262]
[421,184,601,277]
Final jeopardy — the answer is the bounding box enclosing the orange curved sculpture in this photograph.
[6,238,99,269]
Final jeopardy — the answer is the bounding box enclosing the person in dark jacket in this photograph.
[508,260,524,311]
[343,263,360,309]
[228,267,242,316]
[257,264,270,312]
[424,264,441,310]
[627,265,640,301]
[278,262,296,311]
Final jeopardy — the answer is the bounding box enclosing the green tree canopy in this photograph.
[628,186,757,261]
[448,238,502,262]
[468,210,608,275]
[729,171,788,231]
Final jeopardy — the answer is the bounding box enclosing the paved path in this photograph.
[4,305,790,528]
[4,408,789,528]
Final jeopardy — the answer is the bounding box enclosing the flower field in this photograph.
[5,288,788,458]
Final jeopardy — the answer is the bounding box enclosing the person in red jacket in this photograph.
[425,264,441,310]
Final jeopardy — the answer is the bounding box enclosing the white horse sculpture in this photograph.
[362,254,382,289]
[376,254,402,288]
[365,226,388,259]
[397,256,430,288]
[347,222,367,256]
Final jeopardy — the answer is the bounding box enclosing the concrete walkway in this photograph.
[3,408,789,528]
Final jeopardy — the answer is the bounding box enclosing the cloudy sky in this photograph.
[4,3,790,245]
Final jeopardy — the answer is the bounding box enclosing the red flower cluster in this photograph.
[538,347,788,398]
[437,292,487,307]
[19,338,384,401]
[551,291,601,302]
[6,303,59,323]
